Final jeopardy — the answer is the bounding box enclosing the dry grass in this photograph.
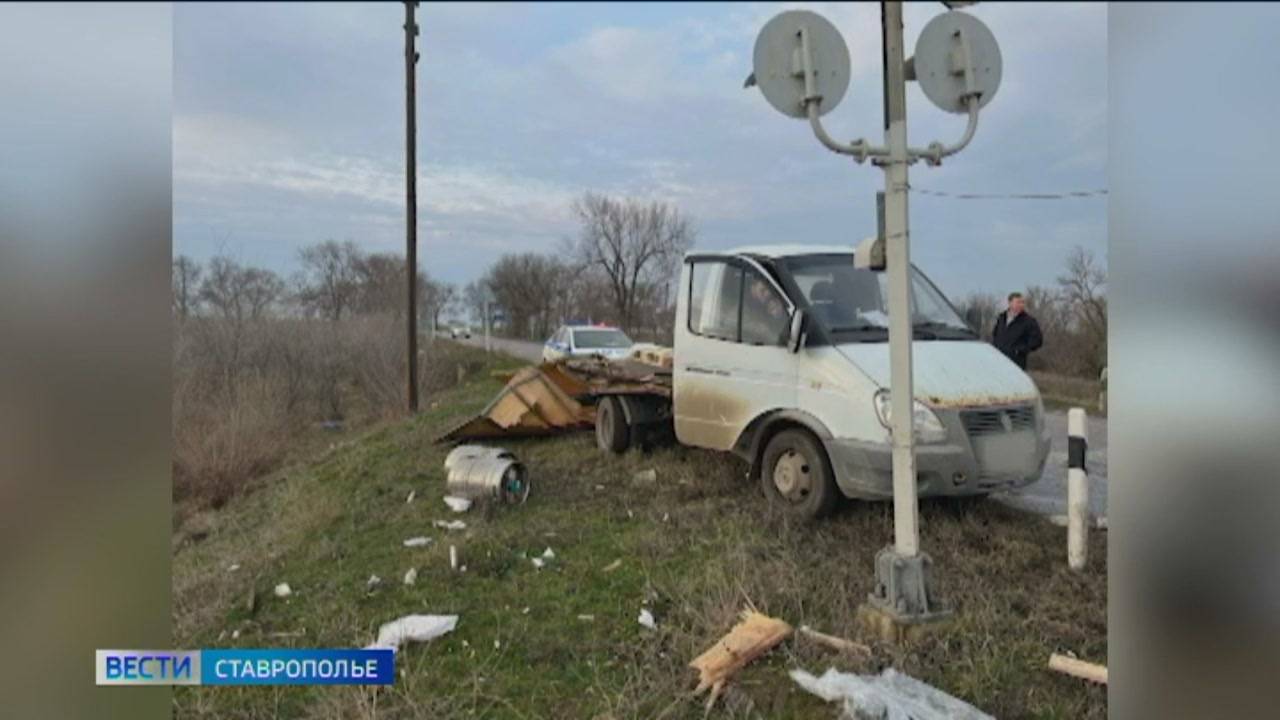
[173,344,1106,719]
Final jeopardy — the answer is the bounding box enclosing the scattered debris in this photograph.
[602,559,623,573]
[244,585,257,614]
[268,629,306,639]
[690,609,793,710]
[577,614,595,622]
[406,490,416,504]
[1048,653,1108,685]
[403,567,418,586]
[531,558,545,569]
[434,520,468,531]
[632,468,657,484]
[493,639,501,650]
[638,608,657,630]
[798,625,872,656]
[443,446,530,504]
[232,629,240,639]
[227,563,240,573]
[403,537,432,548]
[273,583,292,598]
[320,419,344,432]
[629,343,674,369]
[522,607,531,615]
[449,545,458,570]
[662,513,670,523]
[368,614,458,651]
[791,667,994,720]
[595,484,605,491]
[443,496,473,513]
[541,547,555,560]
[366,575,382,589]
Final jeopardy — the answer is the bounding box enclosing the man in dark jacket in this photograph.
[992,292,1043,370]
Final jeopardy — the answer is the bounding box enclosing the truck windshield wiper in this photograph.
[912,321,977,338]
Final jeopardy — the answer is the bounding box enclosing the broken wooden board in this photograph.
[629,342,674,370]
[1048,653,1108,685]
[690,609,793,710]
[438,364,595,442]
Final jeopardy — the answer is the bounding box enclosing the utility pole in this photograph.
[404,0,420,414]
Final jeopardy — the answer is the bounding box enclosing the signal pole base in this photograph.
[859,546,953,644]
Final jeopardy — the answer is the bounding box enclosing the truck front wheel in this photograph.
[760,429,839,520]
[595,396,630,454]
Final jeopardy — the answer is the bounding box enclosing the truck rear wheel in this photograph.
[760,429,839,520]
[595,396,630,454]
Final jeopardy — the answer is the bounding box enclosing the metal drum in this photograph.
[443,445,530,504]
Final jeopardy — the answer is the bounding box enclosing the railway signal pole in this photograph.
[750,2,1002,632]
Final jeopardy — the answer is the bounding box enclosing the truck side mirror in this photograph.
[787,309,806,353]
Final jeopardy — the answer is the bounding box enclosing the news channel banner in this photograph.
[96,649,394,686]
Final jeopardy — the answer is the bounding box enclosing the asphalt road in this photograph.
[442,333,1107,518]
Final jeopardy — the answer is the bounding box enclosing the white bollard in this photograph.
[1067,407,1089,570]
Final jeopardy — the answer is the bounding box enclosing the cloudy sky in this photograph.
[174,1,1105,298]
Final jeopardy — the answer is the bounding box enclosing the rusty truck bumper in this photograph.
[823,409,1051,500]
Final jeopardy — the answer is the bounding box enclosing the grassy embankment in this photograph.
[174,343,1106,719]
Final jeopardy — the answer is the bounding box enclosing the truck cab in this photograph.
[672,245,1050,518]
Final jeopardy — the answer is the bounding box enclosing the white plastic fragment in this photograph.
[531,557,545,569]
[790,667,994,720]
[541,547,555,560]
[273,583,292,598]
[406,490,416,504]
[403,537,432,548]
[434,520,467,531]
[227,563,240,573]
[403,567,418,586]
[638,608,657,630]
[367,574,382,588]
[493,639,501,649]
[449,545,458,570]
[443,496,473,513]
[367,614,458,651]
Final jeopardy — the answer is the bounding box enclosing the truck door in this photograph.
[674,256,798,451]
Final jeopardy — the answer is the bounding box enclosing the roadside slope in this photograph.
[173,344,1106,719]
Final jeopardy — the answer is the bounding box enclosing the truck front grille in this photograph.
[960,404,1036,437]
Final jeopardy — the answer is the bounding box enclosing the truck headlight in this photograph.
[873,390,948,444]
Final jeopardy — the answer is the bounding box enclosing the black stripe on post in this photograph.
[1068,436,1087,471]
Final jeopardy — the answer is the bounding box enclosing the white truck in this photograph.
[591,245,1050,519]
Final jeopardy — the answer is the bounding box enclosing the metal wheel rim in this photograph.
[772,448,813,502]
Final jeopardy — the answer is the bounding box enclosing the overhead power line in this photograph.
[910,186,1108,200]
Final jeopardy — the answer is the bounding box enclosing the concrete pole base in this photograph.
[860,546,953,643]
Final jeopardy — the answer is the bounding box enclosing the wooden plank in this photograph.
[1048,653,1107,684]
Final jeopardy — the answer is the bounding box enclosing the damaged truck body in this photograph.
[448,245,1051,519]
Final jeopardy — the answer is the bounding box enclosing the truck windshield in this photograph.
[779,254,974,341]
[573,329,633,349]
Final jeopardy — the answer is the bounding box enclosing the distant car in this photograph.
[542,325,634,363]
[449,325,471,339]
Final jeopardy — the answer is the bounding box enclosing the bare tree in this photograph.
[568,193,695,332]
[1056,246,1107,376]
[199,257,283,324]
[955,291,999,340]
[1057,246,1107,337]
[173,255,202,322]
[297,240,362,321]
[484,253,564,339]
[462,280,490,327]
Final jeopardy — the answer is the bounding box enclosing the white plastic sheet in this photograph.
[790,667,993,720]
[367,614,459,651]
